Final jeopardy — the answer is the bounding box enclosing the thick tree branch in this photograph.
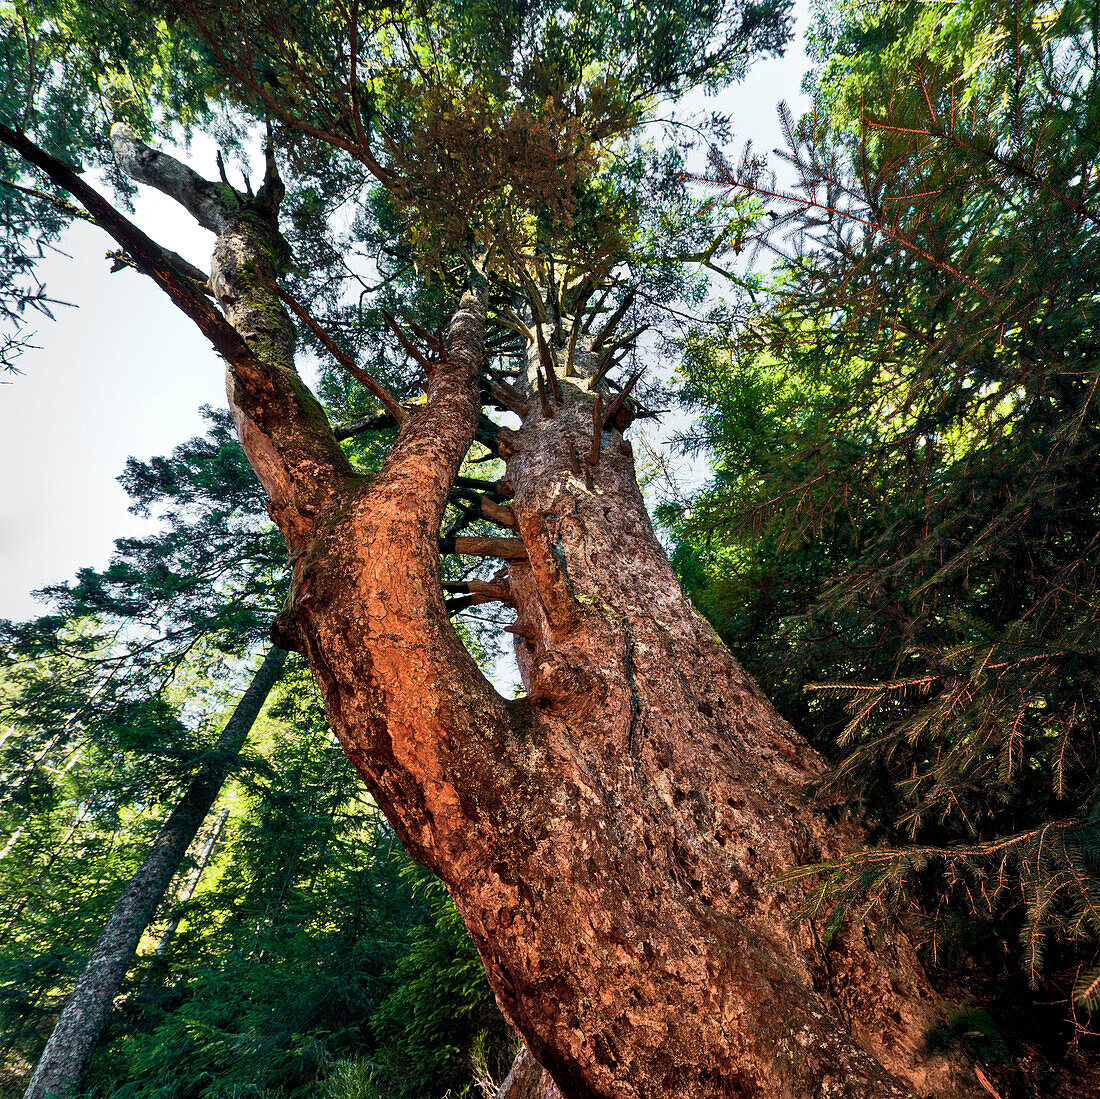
[0,122,351,523]
[454,475,511,499]
[485,381,530,417]
[478,497,518,529]
[103,124,350,544]
[444,536,528,560]
[106,246,211,289]
[0,122,254,367]
[109,124,237,233]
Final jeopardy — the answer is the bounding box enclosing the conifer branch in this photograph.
[381,309,434,382]
[0,123,259,373]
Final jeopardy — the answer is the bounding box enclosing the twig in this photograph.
[381,310,434,377]
[401,313,446,355]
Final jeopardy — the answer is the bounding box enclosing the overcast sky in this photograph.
[0,6,811,623]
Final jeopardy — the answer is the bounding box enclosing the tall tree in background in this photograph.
[668,0,1100,1074]
[0,413,287,1091]
[23,644,287,1099]
[1,0,990,1094]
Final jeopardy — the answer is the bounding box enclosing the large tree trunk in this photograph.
[244,303,962,1096]
[23,646,286,1099]
[101,131,977,1099]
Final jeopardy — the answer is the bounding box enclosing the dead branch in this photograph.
[274,287,406,423]
[382,309,435,378]
[603,368,644,429]
[590,394,604,465]
[591,289,637,350]
[587,350,615,391]
[535,364,553,417]
[444,536,528,561]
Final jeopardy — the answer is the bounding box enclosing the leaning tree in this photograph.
[1,0,982,1095]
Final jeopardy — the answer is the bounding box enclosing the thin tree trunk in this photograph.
[23,646,287,1099]
[152,806,230,957]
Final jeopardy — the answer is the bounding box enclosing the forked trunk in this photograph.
[99,131,977,1098]
[241,297,965,1096]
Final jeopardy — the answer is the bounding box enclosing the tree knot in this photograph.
[530,650,604,714]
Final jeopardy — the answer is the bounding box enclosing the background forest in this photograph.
[1,0,1098,1097]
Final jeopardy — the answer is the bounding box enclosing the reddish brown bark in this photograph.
[95,135,981,1098]
[212,274,964,1096]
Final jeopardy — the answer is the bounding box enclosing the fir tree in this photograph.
[671,0,1100,1050]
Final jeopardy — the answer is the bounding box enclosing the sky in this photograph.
[0,4,812,623]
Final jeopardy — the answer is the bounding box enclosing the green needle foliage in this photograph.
[0,409,286,823]
[1,0,791,417]
[667,0,1100,1019]
[80,673,509,1099]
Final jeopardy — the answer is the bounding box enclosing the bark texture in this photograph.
[23,646,286,1099]
[499,1046,565,1099]
[152,806,230,957]
[105,137,983,1099]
